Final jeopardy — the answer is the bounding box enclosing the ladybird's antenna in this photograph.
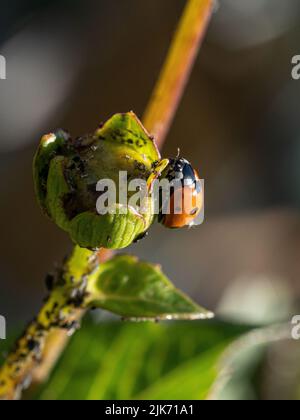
[176,148,181,158]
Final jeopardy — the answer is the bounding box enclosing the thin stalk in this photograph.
[143,0,214,148]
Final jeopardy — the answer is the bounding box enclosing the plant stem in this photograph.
[143,0,214,148]
[30,249,111,387]
[0,247,99,400]
[0,0,214,400]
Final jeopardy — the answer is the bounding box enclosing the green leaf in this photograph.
[95,112,160,165]
[34,319,253,400]
[69,207,147,250]
[33,130,70,215]
[87,255,214,321]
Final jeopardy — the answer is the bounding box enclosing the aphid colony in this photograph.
[33,112,204,250]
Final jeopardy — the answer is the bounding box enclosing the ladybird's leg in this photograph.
[147,159,170,192]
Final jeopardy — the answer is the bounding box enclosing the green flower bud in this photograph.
[33,112,161,250]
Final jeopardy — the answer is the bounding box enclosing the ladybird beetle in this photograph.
[159,157,203,228]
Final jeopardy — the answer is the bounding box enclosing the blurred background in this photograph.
[1,0,300,399]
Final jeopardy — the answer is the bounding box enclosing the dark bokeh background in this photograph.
[1,0,300,362]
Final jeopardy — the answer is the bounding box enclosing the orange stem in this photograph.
[143,0,214,148]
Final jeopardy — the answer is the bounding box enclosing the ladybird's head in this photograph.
[159,157,203,228]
